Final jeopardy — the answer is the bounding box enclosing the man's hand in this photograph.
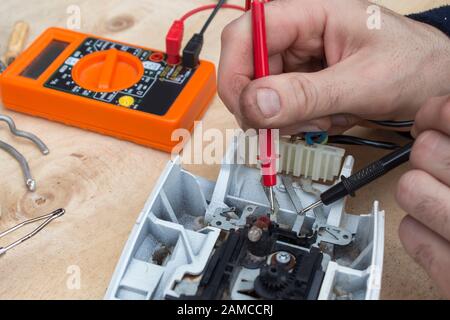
[396,96,450,299]
[218,0,450,135]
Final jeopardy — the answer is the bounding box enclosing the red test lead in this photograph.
[251,0,278,214]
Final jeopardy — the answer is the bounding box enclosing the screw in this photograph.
[275,251,291,264]
[248,226,263,242]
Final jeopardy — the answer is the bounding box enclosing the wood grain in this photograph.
[0,0,447,300]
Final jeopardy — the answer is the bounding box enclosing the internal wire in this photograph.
[328,135,401,150]
[369,120,415,128]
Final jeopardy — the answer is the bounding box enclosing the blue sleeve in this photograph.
[408,6,450,37]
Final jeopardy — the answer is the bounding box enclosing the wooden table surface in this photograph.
[0,0,447,300]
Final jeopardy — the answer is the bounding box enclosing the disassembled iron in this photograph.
[0,208,65,256]
[0,114,49,191]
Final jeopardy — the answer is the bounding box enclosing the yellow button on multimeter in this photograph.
[0,28,217,152]
[119,96,135,108]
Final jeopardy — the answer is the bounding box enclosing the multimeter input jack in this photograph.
[150,52,164,63]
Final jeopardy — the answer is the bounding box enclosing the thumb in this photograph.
[239,62,375,129]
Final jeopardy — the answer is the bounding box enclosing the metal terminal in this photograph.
[275,251,291,264]
[0,208,65,256]
[282,176,303,214]
[300,200,323,215]
[0,115,49,191]
[314,225,353,246]
[219,207,238,220]
[268,186,275,214]
[210,205,258,231]
[263,185,279,220]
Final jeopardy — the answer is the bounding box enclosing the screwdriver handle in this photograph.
[4,21,29,65]
[321,142,413,206]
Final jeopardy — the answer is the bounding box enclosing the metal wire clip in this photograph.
[0,208,65,256]
[0,115,49,191]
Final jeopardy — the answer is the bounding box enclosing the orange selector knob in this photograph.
[72,49,144,92]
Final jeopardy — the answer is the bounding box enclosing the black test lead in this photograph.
[300,142,414,215]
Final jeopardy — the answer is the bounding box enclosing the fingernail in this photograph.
[256,88,281,118]
[331,115,350,127]
[411,126,418,138]
[297,124,322,133]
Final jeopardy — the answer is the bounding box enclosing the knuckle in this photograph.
[221,22,235,45]
[396,170,421,207]
[219,73,250,115]
[239,89,264,129]
[398,218,436,275]
[289,75,319,120]
[411,243,436,273]
[410,130,439,169]
[396,170,439,217]
[240,85,254,111]
[414,196,443,227]
[398,216,414,246]
[397,171,450,239]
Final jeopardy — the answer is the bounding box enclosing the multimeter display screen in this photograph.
[21,40,69,79]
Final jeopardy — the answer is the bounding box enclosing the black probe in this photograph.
[183,0,227,68]
[300,142,414,215]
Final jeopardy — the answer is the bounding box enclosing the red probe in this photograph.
[250,0,278,213]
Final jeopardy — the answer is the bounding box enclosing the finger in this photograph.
[238,57,387,129]
[399,216,450,299]
[396,170,450,242]
[218,0,328,117]
[328,114,361,134]
[412,95,450,137]
[219,55,284,119]
[410,130,450,186]
[276,114,360,136]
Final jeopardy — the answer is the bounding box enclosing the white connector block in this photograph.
[278,139,346,182]
[243,136,346,182]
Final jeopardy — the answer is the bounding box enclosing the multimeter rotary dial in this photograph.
[72,49,144,92]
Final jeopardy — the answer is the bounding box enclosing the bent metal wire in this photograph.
[0,114,49,191]
[0,209,65,256]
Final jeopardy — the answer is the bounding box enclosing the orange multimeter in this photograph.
[0,28,216,152]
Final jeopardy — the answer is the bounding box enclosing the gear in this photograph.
[258,265,290,290]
